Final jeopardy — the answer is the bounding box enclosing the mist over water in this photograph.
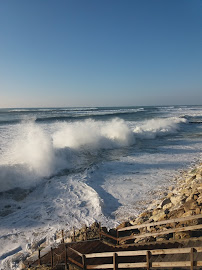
[0,105,202,269]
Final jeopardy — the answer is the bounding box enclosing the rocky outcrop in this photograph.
[118,163,202,242]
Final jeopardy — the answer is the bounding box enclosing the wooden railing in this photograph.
[72,246,202,270]
[100,214,202,245]
[34,243,202,270]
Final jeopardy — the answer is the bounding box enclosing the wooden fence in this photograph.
[100,214,202,245]
[68,246,202,270]
[32,214,202,269]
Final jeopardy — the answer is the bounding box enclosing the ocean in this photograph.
[0,105,202,269]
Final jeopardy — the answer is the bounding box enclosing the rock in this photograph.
[167,208,185,219]
[160,198,171,208]
[116,221,131,230]
[152,209,159,216]
[197,195,202,205]
[183,200,198,212]
[167,192,173,198]
[163,202,173,210]
[174,231,192,240]
[152,213,166,222]
[164,209,170,215]
[170,195,181,205]
[182,210,195,217]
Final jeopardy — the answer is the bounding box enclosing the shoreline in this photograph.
[117,161,202,240]
[3,161,202,269]
[25,161,202,269]
[63,160,202,243]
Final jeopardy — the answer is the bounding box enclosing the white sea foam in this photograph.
[0,106,202,269]
[133,117,187,139]
[0,117,188,192]
[0,119,135,192]
[53,118,134,149]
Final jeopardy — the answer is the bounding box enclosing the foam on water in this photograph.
[0,116,187,192]
[133,117,187,139]
[0,106,202,269]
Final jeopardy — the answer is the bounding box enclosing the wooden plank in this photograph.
[38,249,41,265]
[85,246,201,259]
[196,247,202,252]
[146,251,150,270]
[118,214,202,232]
[116,250,147,257]
[152,261,191,267]
[85,250,148,258]
[151,247,192,255]
[68,257,83,268]
[100,231,117,241]
[87,264,113,269]
[118,262,147,268]
[69,247,83,257]
[190,247,194,270]
[65,245,68,270]
[119,223,202,242]
[99,222,101,240]
[73,227,75,242]
[82,254,86,270]
[51,247,53,268]
[85,252,114,258]
[113,253,118,270]
[196,261,202,266]
[61,229,64,243]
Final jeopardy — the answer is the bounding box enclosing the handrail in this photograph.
[99,214,202,244]
[84,247,202,270]
[68,246,83,257]
[85,246,202,258]
[100,231,117,241]
[118,223,202,243]
[118,213,202,232]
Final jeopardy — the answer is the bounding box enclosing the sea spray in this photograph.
[0,106,202,270]
[0,118,135,192]
[133,117,187,139]
[52,118,135,149]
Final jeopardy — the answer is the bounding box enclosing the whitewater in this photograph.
[0,105,202,269]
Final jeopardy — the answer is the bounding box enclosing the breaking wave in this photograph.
[0,117,187,192]
[133,117,187,139]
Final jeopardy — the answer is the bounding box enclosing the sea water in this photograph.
[0,105,202,269]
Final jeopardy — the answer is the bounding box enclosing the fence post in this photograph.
[85,225,87,241]
[82,254,86,270]
[116,229,119,245]
[62,229,64,243]
[38,248,41,265]
[65,245,68,270]
[190,247,195,270]
[146,250,151,270]
[113,252,118,270]
[51,247,54,269]
[73,227,75,242]
[99,222,101,240]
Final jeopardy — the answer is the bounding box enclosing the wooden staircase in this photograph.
[24,214,202,269]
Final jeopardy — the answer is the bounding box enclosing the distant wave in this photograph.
[0,108,145,124]
[133,117,187,139]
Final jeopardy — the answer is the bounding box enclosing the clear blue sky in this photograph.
[0,0,201,108]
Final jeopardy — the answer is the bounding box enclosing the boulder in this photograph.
[163,202,173,210]
[174,231,192,240]
[116,221,131,230]
[183,200,198,212]
[160,198,171,208]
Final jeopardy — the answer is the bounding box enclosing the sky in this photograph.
[0,0,201,108]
